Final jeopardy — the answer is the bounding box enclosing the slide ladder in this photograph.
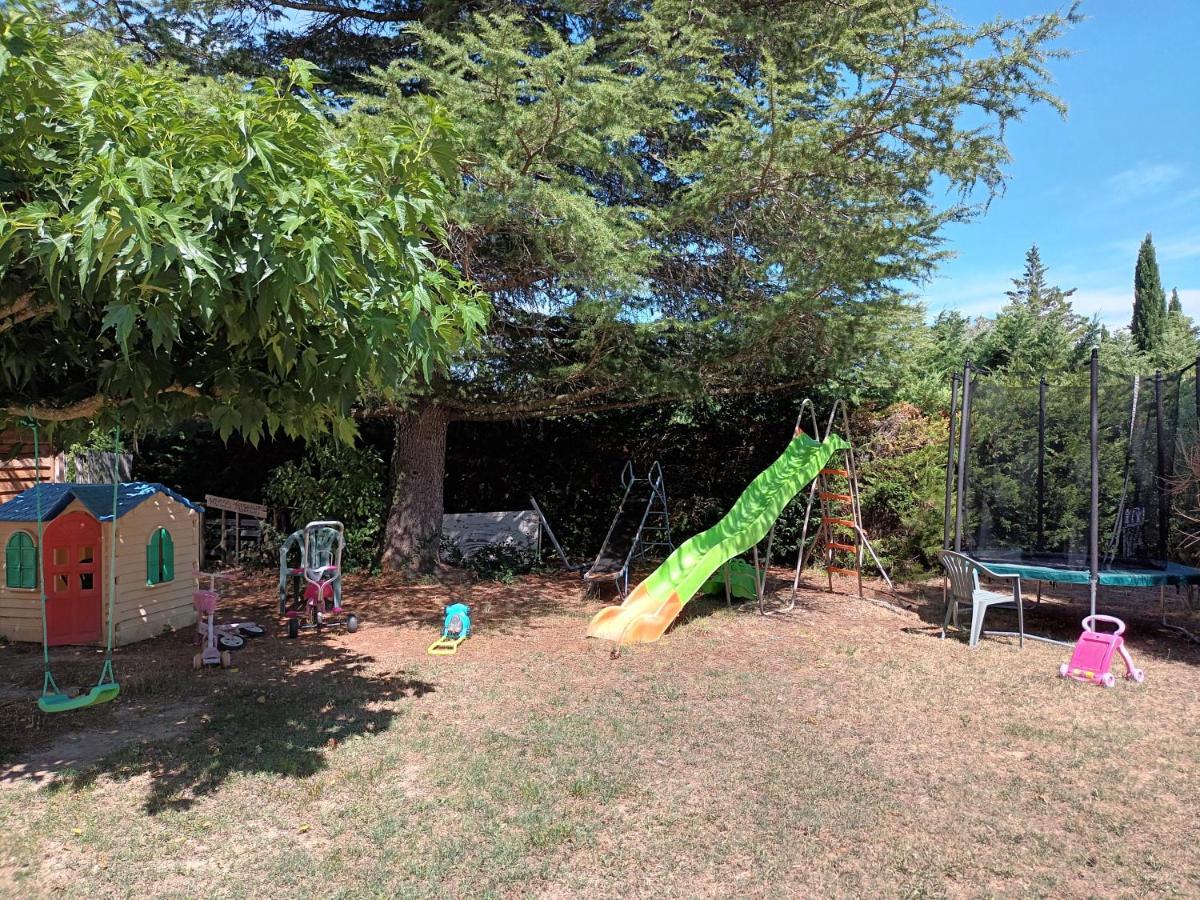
[789,403,893,606]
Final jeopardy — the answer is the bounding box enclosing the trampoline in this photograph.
[976,558,1200,588]
[944,348,1200,622]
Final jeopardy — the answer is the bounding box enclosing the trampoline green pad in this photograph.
[975,558,1200,587]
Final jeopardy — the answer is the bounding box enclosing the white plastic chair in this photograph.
[938,550,1025,649]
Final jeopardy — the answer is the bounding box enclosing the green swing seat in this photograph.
[38,682,120,714]
[26,418,123,715]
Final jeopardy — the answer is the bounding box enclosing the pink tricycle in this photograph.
[279,521,359,639]
[1059,615,1144,687]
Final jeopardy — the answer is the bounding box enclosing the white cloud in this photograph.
[1106,161,1184,202]
[1176,288,1200,311]
[920,272,1013,319]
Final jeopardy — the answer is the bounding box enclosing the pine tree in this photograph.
[1158,287,1199,370]
[977,245,1083,375]
[1131,234,1167,352]
[1004,245,1076,314]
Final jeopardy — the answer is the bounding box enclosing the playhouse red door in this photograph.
[43,512,103,645]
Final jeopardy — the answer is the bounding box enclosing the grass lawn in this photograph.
[1,569,1198,898]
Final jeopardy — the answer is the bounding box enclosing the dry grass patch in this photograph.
[0,570,1198,897]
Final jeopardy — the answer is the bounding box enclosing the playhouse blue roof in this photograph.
[0,483,202,524]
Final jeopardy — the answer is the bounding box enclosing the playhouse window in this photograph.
[4,531,37,590]
[146,527,175,585]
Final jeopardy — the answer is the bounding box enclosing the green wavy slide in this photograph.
[587,431,847,645]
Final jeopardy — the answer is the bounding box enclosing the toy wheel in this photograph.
[1101,673,1116,688]
[1130,668,1145,683]
[218,634,245,652]
[1058,663,1069,678]
[288,617,300,639]
[192,653,202,670]
[238,623,265,638]
[220,650,232,668]
[346,614,359,634]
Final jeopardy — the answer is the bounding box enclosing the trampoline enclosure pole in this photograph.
[1089,348,1099,618]
[1037,377,1047,553]
[1155,370,1168,560]
[955,362,973,553]
[943,373,960,551]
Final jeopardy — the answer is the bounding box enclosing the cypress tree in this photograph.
[1169,287,1183,315]
[1131,234,1167,352]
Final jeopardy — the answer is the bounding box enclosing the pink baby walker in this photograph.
[1058,614,1145,687]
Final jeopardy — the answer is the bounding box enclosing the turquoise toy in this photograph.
[429,603,471,655]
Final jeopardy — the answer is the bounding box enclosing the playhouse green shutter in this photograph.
[161,529,174,582]
[5,532,36,589]
[147,531,160,585]
[147,528,175,585]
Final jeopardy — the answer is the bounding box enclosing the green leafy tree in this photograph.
[1131,233,1167,353]
[0,9,487,442]
[1157,287,1199,371]
[266,442,387,569]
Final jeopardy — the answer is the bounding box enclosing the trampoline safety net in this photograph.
[954,357,1200,573]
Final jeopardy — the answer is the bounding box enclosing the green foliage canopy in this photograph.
[0,9,488,440]
[972,245,1094,377]
[266,441,387,569]
[352,2,1080,420]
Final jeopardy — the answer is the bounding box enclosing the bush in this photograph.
[856,403,949,579]
[265,442,387,571]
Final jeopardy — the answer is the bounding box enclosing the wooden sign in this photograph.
[204,495,268,519]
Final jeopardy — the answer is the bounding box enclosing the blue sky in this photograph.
[924,1,1200,326]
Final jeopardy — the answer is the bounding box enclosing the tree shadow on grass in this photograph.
[38,640,434,815]
[223,569,592,635]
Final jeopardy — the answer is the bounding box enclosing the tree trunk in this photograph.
[382,403,449,573]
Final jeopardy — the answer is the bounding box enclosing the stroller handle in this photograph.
[1082,614,1125,636]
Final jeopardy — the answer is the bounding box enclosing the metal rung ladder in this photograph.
[791,402,893,603]
[738,400,894,616]
[635,489,675,561]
